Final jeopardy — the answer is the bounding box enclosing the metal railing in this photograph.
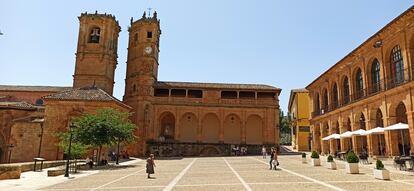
[312,68,412,118]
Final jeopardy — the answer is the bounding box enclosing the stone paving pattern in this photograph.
[39,155,414,191]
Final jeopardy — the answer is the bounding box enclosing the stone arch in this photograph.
[359,112,366,130]
[314,92,321,113]
[388,100,409,124]
[352,67,364,99]
[396,102,408,124]
[223,113,242,144]
[322,88,329,112]
[375,108,384,127]
[331,83,339,108]
[201,113,220,143]
[366,58,382,93]
[245,114,263,145]
[179,112,198,142]
[387,101,410,156]
[159,111,176,140]
[341,75,351,104]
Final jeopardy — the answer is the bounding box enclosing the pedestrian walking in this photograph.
[269,147,275,170]
[146,154,156,179]
[272,149,279,170]
[262,146,267,159]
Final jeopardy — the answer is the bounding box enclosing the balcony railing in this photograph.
[312,68,412,118]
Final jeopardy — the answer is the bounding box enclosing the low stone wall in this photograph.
[0,165,21,180]
[20,160,67,172]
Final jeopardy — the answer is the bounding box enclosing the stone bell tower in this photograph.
[123,11,161,155]
[73,11,121,95]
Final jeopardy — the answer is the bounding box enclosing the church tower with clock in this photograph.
[123,11,161,155]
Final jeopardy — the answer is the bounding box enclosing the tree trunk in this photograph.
[98,146,102,165]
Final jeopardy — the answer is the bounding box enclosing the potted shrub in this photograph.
[345,151,359,174]
[301,153,307,164]
[326,155,337,170]
[310,151,321,166]
[373,160,390,180]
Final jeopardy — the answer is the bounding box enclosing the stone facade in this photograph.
[288,89,311,151]
[0,11,280,163]
[72,12,120,95]
[122,13,280,156]
[307,6,414,157]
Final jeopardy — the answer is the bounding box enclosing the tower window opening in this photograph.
[89,27,101,43]
[147,31,153,38]
[134,33,138,45]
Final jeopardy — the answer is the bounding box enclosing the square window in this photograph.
[147,31,152,38]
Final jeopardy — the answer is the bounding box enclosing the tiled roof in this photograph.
[0,85,72,92]
[43,87,131,109]
[291,88,308,93]
[288,88,309,111]
[0,101,37,110]
[155,81,280,91]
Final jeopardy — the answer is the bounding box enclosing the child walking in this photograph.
[146,154,156,179]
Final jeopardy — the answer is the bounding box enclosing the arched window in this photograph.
[371,59,381,93]
[355,68,364,99]
[315,93,320,115]
[343,77,350,104]
[89,27,101,43]
[359,113,366,130]
[376,109,383,127]
[323,89,328,113]
[332,83,338,109]
[390,45,404,86]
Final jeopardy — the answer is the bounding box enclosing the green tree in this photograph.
[279,110,292,145]
[58,132,90,172]
[59,132,89,159]
[71,108,136,163]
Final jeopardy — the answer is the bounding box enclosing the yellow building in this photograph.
[288,89,311,151]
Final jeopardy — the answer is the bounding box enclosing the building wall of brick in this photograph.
[307,6,414,157]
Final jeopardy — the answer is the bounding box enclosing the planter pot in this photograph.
[373,169,390,180]
[311,158,320,166]
[345,162,359,174]
[326,162,337,170]
[302,158,307,164]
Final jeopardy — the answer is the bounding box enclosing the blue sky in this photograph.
[0,0,413,112]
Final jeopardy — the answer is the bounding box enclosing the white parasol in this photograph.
[365,127,385,135]
[351,129,367,136]
[339,131,353,138]
[384,123,409,156]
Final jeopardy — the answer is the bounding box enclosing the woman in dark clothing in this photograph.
[269,147,275,170]
[146,154,156,178]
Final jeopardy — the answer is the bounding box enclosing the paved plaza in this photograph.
[18,155,413,191]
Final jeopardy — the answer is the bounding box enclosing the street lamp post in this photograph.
[64,123,75,178]
[7,144,14,163]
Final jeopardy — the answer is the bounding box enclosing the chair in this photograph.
[359,153,368,164]
[394,157,407,171]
